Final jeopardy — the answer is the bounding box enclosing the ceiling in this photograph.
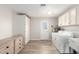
[5,4,76,18]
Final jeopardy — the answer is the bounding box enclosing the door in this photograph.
[40,20,49,40]
[65,12,70,25]
[25,17,30,43]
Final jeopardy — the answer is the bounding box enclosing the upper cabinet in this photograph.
[58,15,62,26]
[58,14,66,26]
[76,7,79,24]
[70,8,77,25]
[62,14,66,26]
[58,7,79,26]
[65,12,70,25]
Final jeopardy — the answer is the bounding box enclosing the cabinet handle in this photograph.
[19,47,21,49]
[19,43,21,45]
[6,46,9,48]
[19,40,21,41]
[6,52,9,54]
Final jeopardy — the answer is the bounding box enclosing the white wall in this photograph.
[12,14,25,36]
[31,17,58,40]
[0,6,13,40]
[13,14,31,44]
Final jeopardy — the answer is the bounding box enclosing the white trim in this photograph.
[30,39,41,40]
[30,39,51,40]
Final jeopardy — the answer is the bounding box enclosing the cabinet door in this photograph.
[65,12,70,25]
[62,14,66,26]
[70,8,77,25]
[58,15,65,26]
[25,17,30,43]
[76,8,79,25]
[58,16,62,26]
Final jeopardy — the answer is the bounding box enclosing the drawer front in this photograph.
[15,36,24,54]
[0,40,14,54]
[0,47,14,54]
[0,40,14,50]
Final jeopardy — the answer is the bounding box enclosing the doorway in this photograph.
[40,20,49,40]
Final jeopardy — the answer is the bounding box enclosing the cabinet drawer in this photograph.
[0,40,14,54]
[0,47,14,54]
[0,40,14,49]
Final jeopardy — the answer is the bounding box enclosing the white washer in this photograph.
[52,31,73,53]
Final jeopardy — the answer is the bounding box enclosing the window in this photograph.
[41,20,48,30]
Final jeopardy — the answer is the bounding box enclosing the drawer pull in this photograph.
[6,46,9,48]
[6,52,9,54]
[19,43,21,45]
[19,40,21,41]
[19,47,21,49]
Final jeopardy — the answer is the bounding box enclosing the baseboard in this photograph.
[30,39,51,40]
[25,39,30,44]
[30,39,40,40]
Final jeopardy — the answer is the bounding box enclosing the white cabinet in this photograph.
[58,7,78,26]
[58,16,62,26]
[13,15,30,44]
[58,14,66,26]
[70,8,77,25]
[25,16,30,43]
[62,14,66,26]
[65,12,70,25]
[76,8,79,25]
[58,12,70,26]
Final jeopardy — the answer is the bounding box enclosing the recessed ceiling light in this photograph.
[48,11,52,15]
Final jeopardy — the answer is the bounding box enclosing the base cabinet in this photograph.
[0,35,24,54]
[0,40,14,54]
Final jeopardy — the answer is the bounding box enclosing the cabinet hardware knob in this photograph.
[6,46,9,48]
[19,40,21,41]
[19,47,21,49]
[6,52,9,54]
[19,43,21,45]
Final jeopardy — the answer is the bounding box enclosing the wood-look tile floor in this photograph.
[19,40,59,54]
